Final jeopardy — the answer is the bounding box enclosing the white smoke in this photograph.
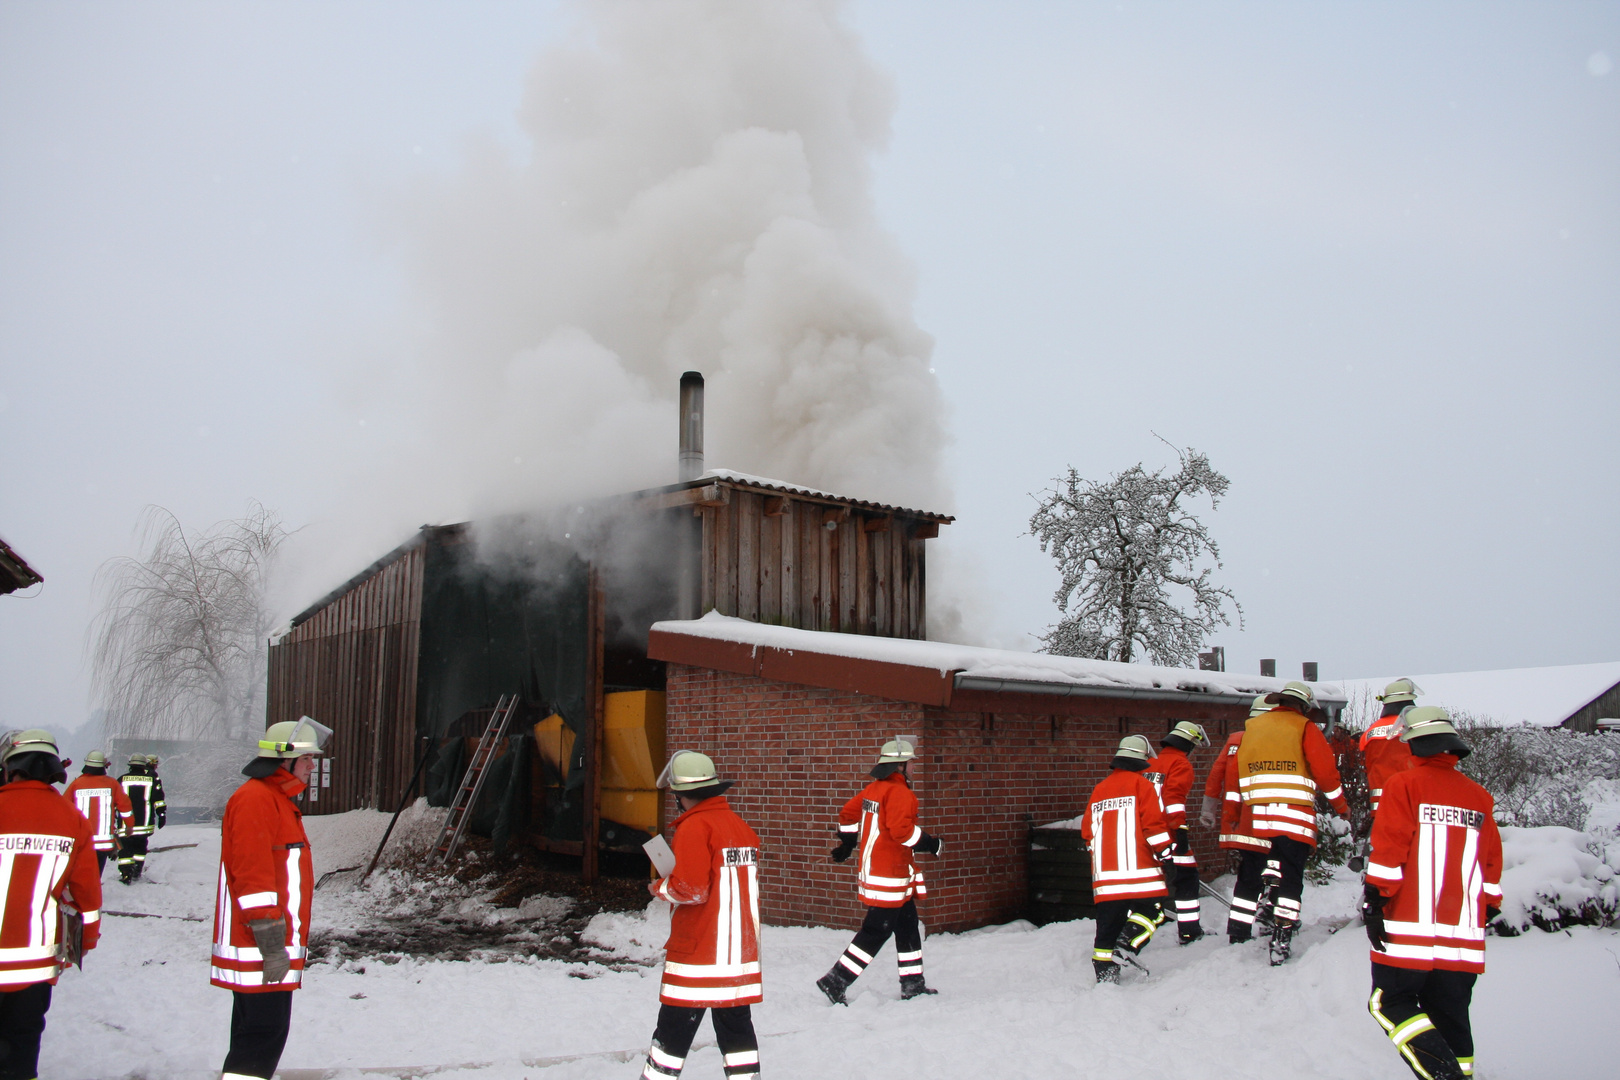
[387,0,948,523]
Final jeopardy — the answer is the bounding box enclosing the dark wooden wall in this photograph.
[699,485,930,639]
[267,545,425,815]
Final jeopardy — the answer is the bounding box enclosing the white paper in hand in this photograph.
[644,834,676,878]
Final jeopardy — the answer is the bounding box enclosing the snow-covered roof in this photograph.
[696,469,954,522]
[1340,662,1620,728]
[652,612,1348,707]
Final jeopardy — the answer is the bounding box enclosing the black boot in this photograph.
[1268,920,1296,966]
[816,966,852,1005]
[1093,960,1120,984]
[899,974,937,999]
[1178,926,1204,945]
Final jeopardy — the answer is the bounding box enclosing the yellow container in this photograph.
[602,690,665,833]
[532,691,666,835]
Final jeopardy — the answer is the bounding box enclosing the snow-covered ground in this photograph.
[46,815,1616,1080]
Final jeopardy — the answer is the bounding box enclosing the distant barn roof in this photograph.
[1342,662,1620,729]
[0,535,42,595]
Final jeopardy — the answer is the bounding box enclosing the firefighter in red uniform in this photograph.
[1146,721,1209,943]
[1363,679,1421,814]
[213,717,331,1080]
[0,730,103,1080]
[1363,707,1502,1080]
[1232,681,1350,964]
[63,751,133,876]
[816,738,944,1004]
[641,751,762,1080]
[1081,734,1174,982]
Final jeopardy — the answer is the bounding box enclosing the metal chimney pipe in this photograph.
[678,371,705,482]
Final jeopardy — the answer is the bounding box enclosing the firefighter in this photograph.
[1146,721,1209,943]
[1231,681,1350,964]
[1080,734,1174,982]
[1363,707,1502,1080]
[640,751,762,1080]
[116,754,165,884]
[213,716,331,1080]
[1363,679,1421,814]
[0,730,103,1080]
[816,738,944,1004]
[63,750,133,875]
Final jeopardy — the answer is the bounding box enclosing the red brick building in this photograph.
[652,616,1347,933]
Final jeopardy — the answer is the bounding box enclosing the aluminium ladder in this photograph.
[428,694,520,865]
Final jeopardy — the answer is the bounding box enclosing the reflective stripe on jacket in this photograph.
[63,775,133,852]
[839,773,926,908]
[653,796,763,1007]
[1367,755,1503,973]
[1080,769,1172,901]
[211,769,313,992]
[0,780,103,987]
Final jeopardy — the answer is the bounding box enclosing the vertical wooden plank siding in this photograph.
[700,507,717,613]
[265,545,425,815]
[839,517,858,633]
[778,501,797,626]
[759,504,780,624]
[715,499,735,616]
[736,492,759,622]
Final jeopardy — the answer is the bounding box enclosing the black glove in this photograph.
[248,916,291,983]
[1174,827,1190,855]
[1361,884,1387,952]
[914,832,943,856]
[830,835,856,863]
[1486,904,1501,925]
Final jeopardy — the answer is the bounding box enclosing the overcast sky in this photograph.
[2,1,1616,733]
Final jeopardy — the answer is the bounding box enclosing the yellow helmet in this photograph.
[1377,678,1423,705]
[1114,734,1154,763]
[656,750,732,794]
[257,716,332,759]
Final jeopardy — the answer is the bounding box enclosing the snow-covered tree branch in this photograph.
[1028,443,1241,666]
[89,502,285,741]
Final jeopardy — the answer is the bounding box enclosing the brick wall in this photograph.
[665,664,1235,934]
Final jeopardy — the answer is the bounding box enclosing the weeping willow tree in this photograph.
[90,503,285,741]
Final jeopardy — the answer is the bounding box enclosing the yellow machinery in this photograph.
[532,689,665,835]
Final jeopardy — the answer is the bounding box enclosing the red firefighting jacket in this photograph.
[1237,707,1350,846]
[0,780,103,988]
[1360,715,1415,813]
[1080,768,1172,901]
[652,795,763,1007]
[1204,731,1243,806]
[211,768,314,992]
[1220,741,1271,853]
[1367,755,1503,973]
[63,773,134,852]
[1145,745,1196,831]
[838,772,927,908]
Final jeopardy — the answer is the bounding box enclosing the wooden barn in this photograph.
[266,456,952,876]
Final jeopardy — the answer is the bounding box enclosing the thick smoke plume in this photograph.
[393,0,947,522]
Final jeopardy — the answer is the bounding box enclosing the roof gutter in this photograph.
[952,674,1347,713]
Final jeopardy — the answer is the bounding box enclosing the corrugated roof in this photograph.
[693,469,954,523]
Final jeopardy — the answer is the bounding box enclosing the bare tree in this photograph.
[1029,441,1241,666]
[90,503,285,741]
